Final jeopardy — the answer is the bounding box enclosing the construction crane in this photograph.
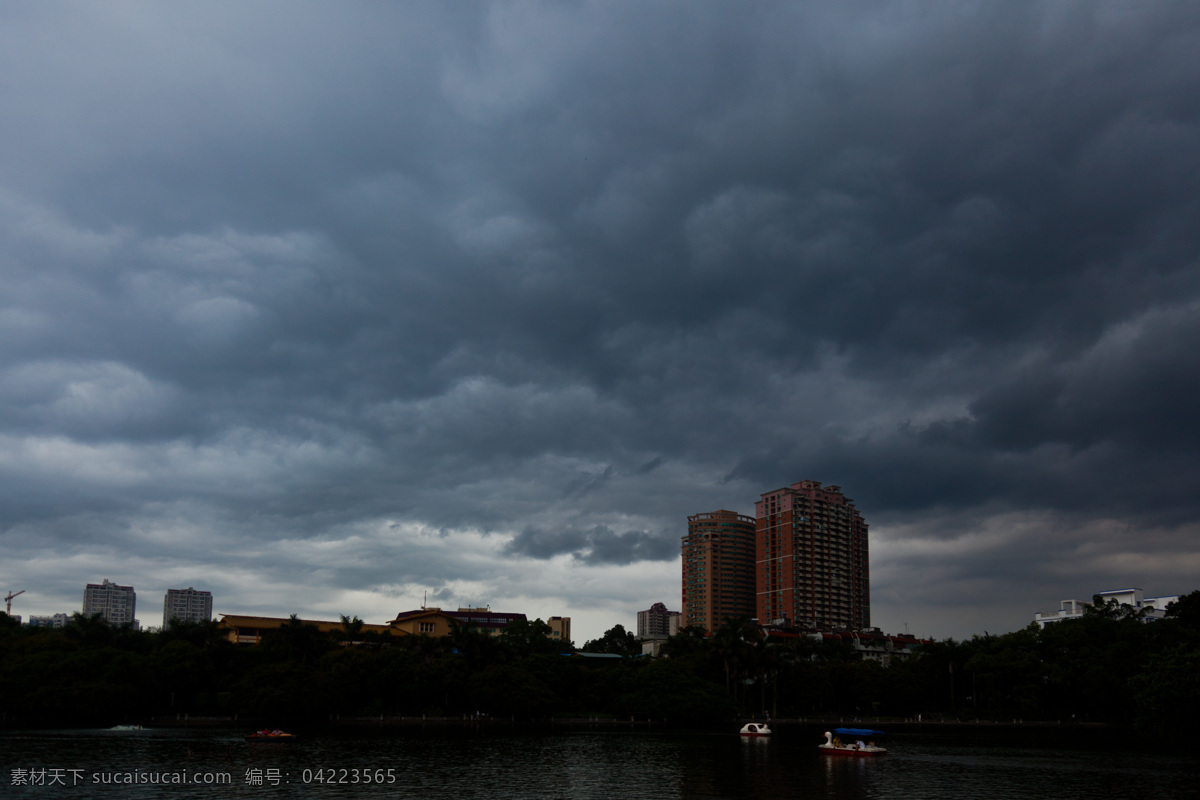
[5,589,25,616]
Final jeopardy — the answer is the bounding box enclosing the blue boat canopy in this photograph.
[833,728,884,737]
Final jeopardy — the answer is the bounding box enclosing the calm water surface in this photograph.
[3,726,1197,799]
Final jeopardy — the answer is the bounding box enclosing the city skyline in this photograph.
[2,3,1199,645]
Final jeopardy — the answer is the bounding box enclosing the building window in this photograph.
[419,622,435,633]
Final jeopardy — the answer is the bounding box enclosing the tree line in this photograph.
[2,592,1198,733]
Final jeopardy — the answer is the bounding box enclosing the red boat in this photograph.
[245,729,297,742]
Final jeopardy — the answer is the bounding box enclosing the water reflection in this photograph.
[2,727,1198,799]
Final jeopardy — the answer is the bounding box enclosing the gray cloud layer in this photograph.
[2,2,1199,639]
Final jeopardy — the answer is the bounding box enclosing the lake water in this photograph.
[3,725,1198,799]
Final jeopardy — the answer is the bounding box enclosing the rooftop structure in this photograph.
[1033,599,1093,626]
[388,607,529,637]
[217,607,566,645]
[217,614,401,645]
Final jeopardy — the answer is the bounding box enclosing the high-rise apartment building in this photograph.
[682,510,756,633]
[83,579,137,628]
[163,587,213,627]
[756,480,869,631]
[637,602,681,640]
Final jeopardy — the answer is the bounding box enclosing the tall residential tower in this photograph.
[83,578,137,628]
[682,510,756,633]
[163,587,213,627]
[756,480,870,630]
[637,602,681,640]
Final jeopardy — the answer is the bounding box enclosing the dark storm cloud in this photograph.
[2,2,1200,637]
[506,524,676,566]
[724,298,1200,529]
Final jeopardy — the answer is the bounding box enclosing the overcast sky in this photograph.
[2,2,1199,643]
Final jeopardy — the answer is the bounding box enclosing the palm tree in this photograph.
[754,637,783,717]
[338,614,365,643]
[449,619,488,667]
[264,614,329,664]
[714,616,759,709]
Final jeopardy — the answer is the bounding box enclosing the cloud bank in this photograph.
[2,2,1199,641]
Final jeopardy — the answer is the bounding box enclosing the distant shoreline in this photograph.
[106,715,1118,731]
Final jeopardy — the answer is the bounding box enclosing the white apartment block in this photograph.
[83,579,137,628]
[163,587,213,627]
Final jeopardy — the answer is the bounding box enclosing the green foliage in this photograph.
[468,664,557,717]
[3,597,1199,729]
[235,663,335,721]
[260,614,332,664]
[333,614,365,643]
[660,626,708,659]
[1086,595,1149,622]
[620,657,733,722]
[1165,590,1200,630]
[1130,646,1200,736]
[581,624,640,656]
[512,618,558,655]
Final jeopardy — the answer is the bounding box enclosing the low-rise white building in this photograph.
[1034,588,1179,627]
[1034,598,1092,626]
[1097,588,1178,618]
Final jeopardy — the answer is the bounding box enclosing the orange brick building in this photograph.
[755,480,869,630]
[681,509,756,633]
